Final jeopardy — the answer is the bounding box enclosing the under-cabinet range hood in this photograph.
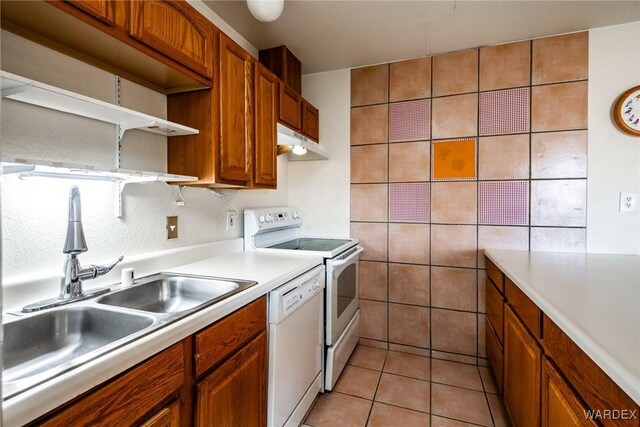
[276,123,328,161]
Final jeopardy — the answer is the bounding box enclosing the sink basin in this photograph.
[96,273,257,314]
[3,307,154,388]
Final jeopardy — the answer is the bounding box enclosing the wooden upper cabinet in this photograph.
[218,33,253,185]
[258,45,301,93]
[67,0,116,25]
[129,0,214,79]
[254,63,279,188]
[504,305,542,427]
[302,99,319,142]
[279,84,302,131]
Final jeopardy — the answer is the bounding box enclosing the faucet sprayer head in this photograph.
[63,186,88,255]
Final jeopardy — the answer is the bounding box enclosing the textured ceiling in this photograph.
[204,0,640,73]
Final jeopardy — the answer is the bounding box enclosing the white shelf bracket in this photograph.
[116,180,128,218]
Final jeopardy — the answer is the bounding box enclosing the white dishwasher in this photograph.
[268,265,325,427]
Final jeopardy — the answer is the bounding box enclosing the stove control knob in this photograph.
[266,214,273,222]
[258,214,265,223]
[292,211,300,220]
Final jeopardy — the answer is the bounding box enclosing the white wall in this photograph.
[588,21,640,255]
[289,69,351,237]
[1,30,289,281]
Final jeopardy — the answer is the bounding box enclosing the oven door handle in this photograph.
[330,246,364,267]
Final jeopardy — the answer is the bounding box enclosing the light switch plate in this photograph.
[166,216,178,239]
[619,193,638,212]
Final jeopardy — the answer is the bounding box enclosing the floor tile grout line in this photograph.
[477,364,498,427]
[431,413,492,427]
[364,346,389,426]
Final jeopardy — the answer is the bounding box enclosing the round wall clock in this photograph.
[614,85,640,136]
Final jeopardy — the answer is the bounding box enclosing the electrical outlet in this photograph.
[226,211,237,231]
[620,193,638,212]
[166,216,178,239]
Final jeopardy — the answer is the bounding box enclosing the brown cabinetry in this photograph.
[254,62,279,187]
[141,400,182,427]
[279,84,302,131]
[259,45,302,93]
[67,0,116,25]
[302,99,319,142]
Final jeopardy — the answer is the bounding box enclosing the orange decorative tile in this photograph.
[478,134,529,180]
[390,57,431,102]
[531,81,588,132]
[351,64,389,106]
[431,383,493,426]
[351,144,388,183]
[375,373,431,413]
[530,227,587,252]
[389,141,430,182]
[348,344,388,371]
[305,391,372,427]
[533,32,588,85]
[389,223,430,264]
[432,139,477,181]
[389,263,430,306]
[368,402,431,427]
[433,49,478,96]
[360,299,388,341]
[351,222,388,261]
[431,182,477,224]
[531,130,587,178]
[480,40,531,91]
[432,94,478,139]
[431,225,477,268]
[351,104,389,145]
[389,303,430,348]
[431,309,478,355]
[351,184,388,222]
[383,351,431,381]
[359,261,388,302]
[431,267,477,312]
[531,179,587,226]
[477,226,529,268]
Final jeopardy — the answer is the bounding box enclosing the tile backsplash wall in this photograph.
[350,32,588,364]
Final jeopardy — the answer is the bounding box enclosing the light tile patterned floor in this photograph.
[304,345,511,427]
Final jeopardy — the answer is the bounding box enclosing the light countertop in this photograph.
[3,250,322,427]
[484,249,640,405]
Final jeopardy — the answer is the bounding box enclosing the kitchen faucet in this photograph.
[23,186,123,312]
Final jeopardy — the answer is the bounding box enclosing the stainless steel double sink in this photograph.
[3,273,258,399]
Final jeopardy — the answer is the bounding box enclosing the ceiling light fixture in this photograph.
[247,0,284,22]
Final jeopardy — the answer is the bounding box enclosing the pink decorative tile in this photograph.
[479,88,530,135]
[479,181,529,225]
[389,99,430,142]
[389,183,430,223]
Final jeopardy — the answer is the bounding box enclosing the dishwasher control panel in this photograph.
[269,265,325,324]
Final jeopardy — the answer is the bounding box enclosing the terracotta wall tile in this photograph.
[389,141,430,182]
[351,222,388,261]
[531,130,587,178]
[431,267,478,312]
[478,134,529,180]
[351,104,389,145]
[531,179,587,226]
[433,49,478,96]
[351,184,388,222]
[432,138,477,181]
[360,261,388,302]
[389,263,430,306]
[360,299,388,341]
[530,227,587,252]
[389,183,430,223]
[351,144,388,183]
[480,41,531,91]
[431,224,477,268]
[432,94,478,139]
[389,223,430,264]
[477,226,529,268]
[431,309,478,355]
[533,32,588,85]
[431,182,478,224]
[389,303,430,348]
[531,81,588,132]
[351,64,389,106]
[390,57,431,102]
[389,99,430,142]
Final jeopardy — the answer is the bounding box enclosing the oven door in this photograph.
[325,246,363,345]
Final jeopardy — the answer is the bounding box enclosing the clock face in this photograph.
[614,86,640,136]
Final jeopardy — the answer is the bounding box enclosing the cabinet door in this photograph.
[141,400,181,427]
[67,0,116,25]
[302,100,319,142]
[129,0,214,78]
[195,331,267,427]
[542,358,598,427]
[219,33,253,185]
[254,63,278,188]
[279,84,302,130]
[504,305,542,427]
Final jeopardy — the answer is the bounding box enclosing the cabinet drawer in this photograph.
[486,318,504,393]
[506,277,542,339]
[544,316,639,427]
[485,257,504,293]
[194,296,266,377]
[486,278,504,344]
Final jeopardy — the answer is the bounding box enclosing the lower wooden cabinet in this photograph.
[504,305,542,427]
[195,331,267,427]
[141,400,182,427]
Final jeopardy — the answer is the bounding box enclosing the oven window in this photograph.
[337,263,357,316]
